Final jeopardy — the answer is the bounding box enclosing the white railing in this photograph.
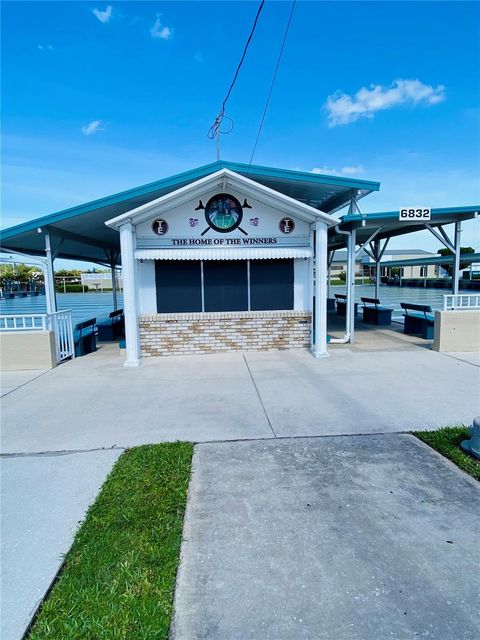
[47,310,75,363]
[0,310,75,363]
[0,314,47,330]
[443,294,480,311]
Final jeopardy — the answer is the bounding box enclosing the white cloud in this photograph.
[37,44,54,52]
[341,165,364,176]
[150,14,173,40]
[325,79,446,127]
[92,5,113,24]
[81,120,104,136]
[194,51,203,63]
[311,165,364,177]
[311,167,337,176]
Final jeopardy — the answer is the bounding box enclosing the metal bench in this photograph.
[74,318,97,356]
[334,294,359,317]
[400,303,435,339]
[96,309,124,342]
[361,297,393,326]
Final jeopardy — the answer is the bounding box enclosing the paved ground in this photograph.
[1,326,478,639]
[0,449,121,640]
[1,335,479,454]
[172,434,480,640]
[0,369,47,398]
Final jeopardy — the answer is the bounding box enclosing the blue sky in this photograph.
[2,0,479,266]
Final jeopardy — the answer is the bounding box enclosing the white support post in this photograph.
[452,221,461,295]
[374,239,380,299]
[111,264,118,311]
[313,220,328,358]
[327,252,331,300]
[44,231,57,314]
[119,223,140,367]
[309,227,315,352]
[346,227,356,344]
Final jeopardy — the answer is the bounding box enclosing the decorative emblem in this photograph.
[195,194,250,236]
[189,218,199,227]
[279,217,295,234]
[249,217,259,227]
[152,218,169,236]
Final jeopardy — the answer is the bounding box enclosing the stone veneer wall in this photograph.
[139,310,311,357]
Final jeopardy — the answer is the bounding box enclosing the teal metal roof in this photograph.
[379,252,480,268]
[341,205,479,224]
[329,205,480,252]
[0,161,380,264]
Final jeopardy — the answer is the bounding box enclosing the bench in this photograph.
[361,297,393,326]
[96,309,124,342]
[400,303,435,339]
[327,298,336,311]
[74,318,97,356]
[334,294,359,317]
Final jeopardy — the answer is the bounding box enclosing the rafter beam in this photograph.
[47,225,117,252]
[424,223,455,252]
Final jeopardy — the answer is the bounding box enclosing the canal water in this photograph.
[0,286,468,325]
[329,285,468,320]
[0,292,124,325]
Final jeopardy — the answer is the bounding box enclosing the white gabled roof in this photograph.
[105,169,337,229]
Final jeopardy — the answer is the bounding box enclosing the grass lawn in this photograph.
[414,426,480,481]
[28,442,194,640]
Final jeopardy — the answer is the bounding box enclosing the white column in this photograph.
[44,231,57,314]
[308,226,315,351]
[374,239,380,300]
[452,221,462,295]
[346,227,356,343]
[111,265,118,311]
[119,222,140,367]
[313,220,328,358]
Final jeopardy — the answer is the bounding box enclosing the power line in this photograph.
[248,0,296,166]
[207,0,266,141]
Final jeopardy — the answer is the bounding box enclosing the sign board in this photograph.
[136,190,311,248]
[399,207,431,221]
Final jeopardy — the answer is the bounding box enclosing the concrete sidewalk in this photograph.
[1,341,478,639]
[0,449,121,640]
[172,434,480,640]
[1,343,479,453]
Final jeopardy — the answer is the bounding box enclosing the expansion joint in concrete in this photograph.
[0,445,126,459]
[242,354,277,438]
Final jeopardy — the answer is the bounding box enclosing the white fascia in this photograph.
[105,169,338,230]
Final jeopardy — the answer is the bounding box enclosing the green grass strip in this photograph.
[29,442,194,640]
[414,426,480,481]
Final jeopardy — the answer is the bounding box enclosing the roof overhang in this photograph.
[378,252,480,268]
[0,160,379,265]
[329,205,480,252]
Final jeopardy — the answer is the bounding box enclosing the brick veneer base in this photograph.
[139,310,312,357]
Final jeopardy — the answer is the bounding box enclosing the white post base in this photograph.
[123,358,141,368]
[312,349,330,359]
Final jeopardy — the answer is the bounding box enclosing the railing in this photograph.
[0,314,47,330]
[47,310,75,362]
[443,294,480,310]
[0,310,75,363]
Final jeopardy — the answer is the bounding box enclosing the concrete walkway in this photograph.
[0,369,47,398]
[0,448,121,640]
[1,335,478,638]
[1,341,479,454]
[172,434,480,640]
